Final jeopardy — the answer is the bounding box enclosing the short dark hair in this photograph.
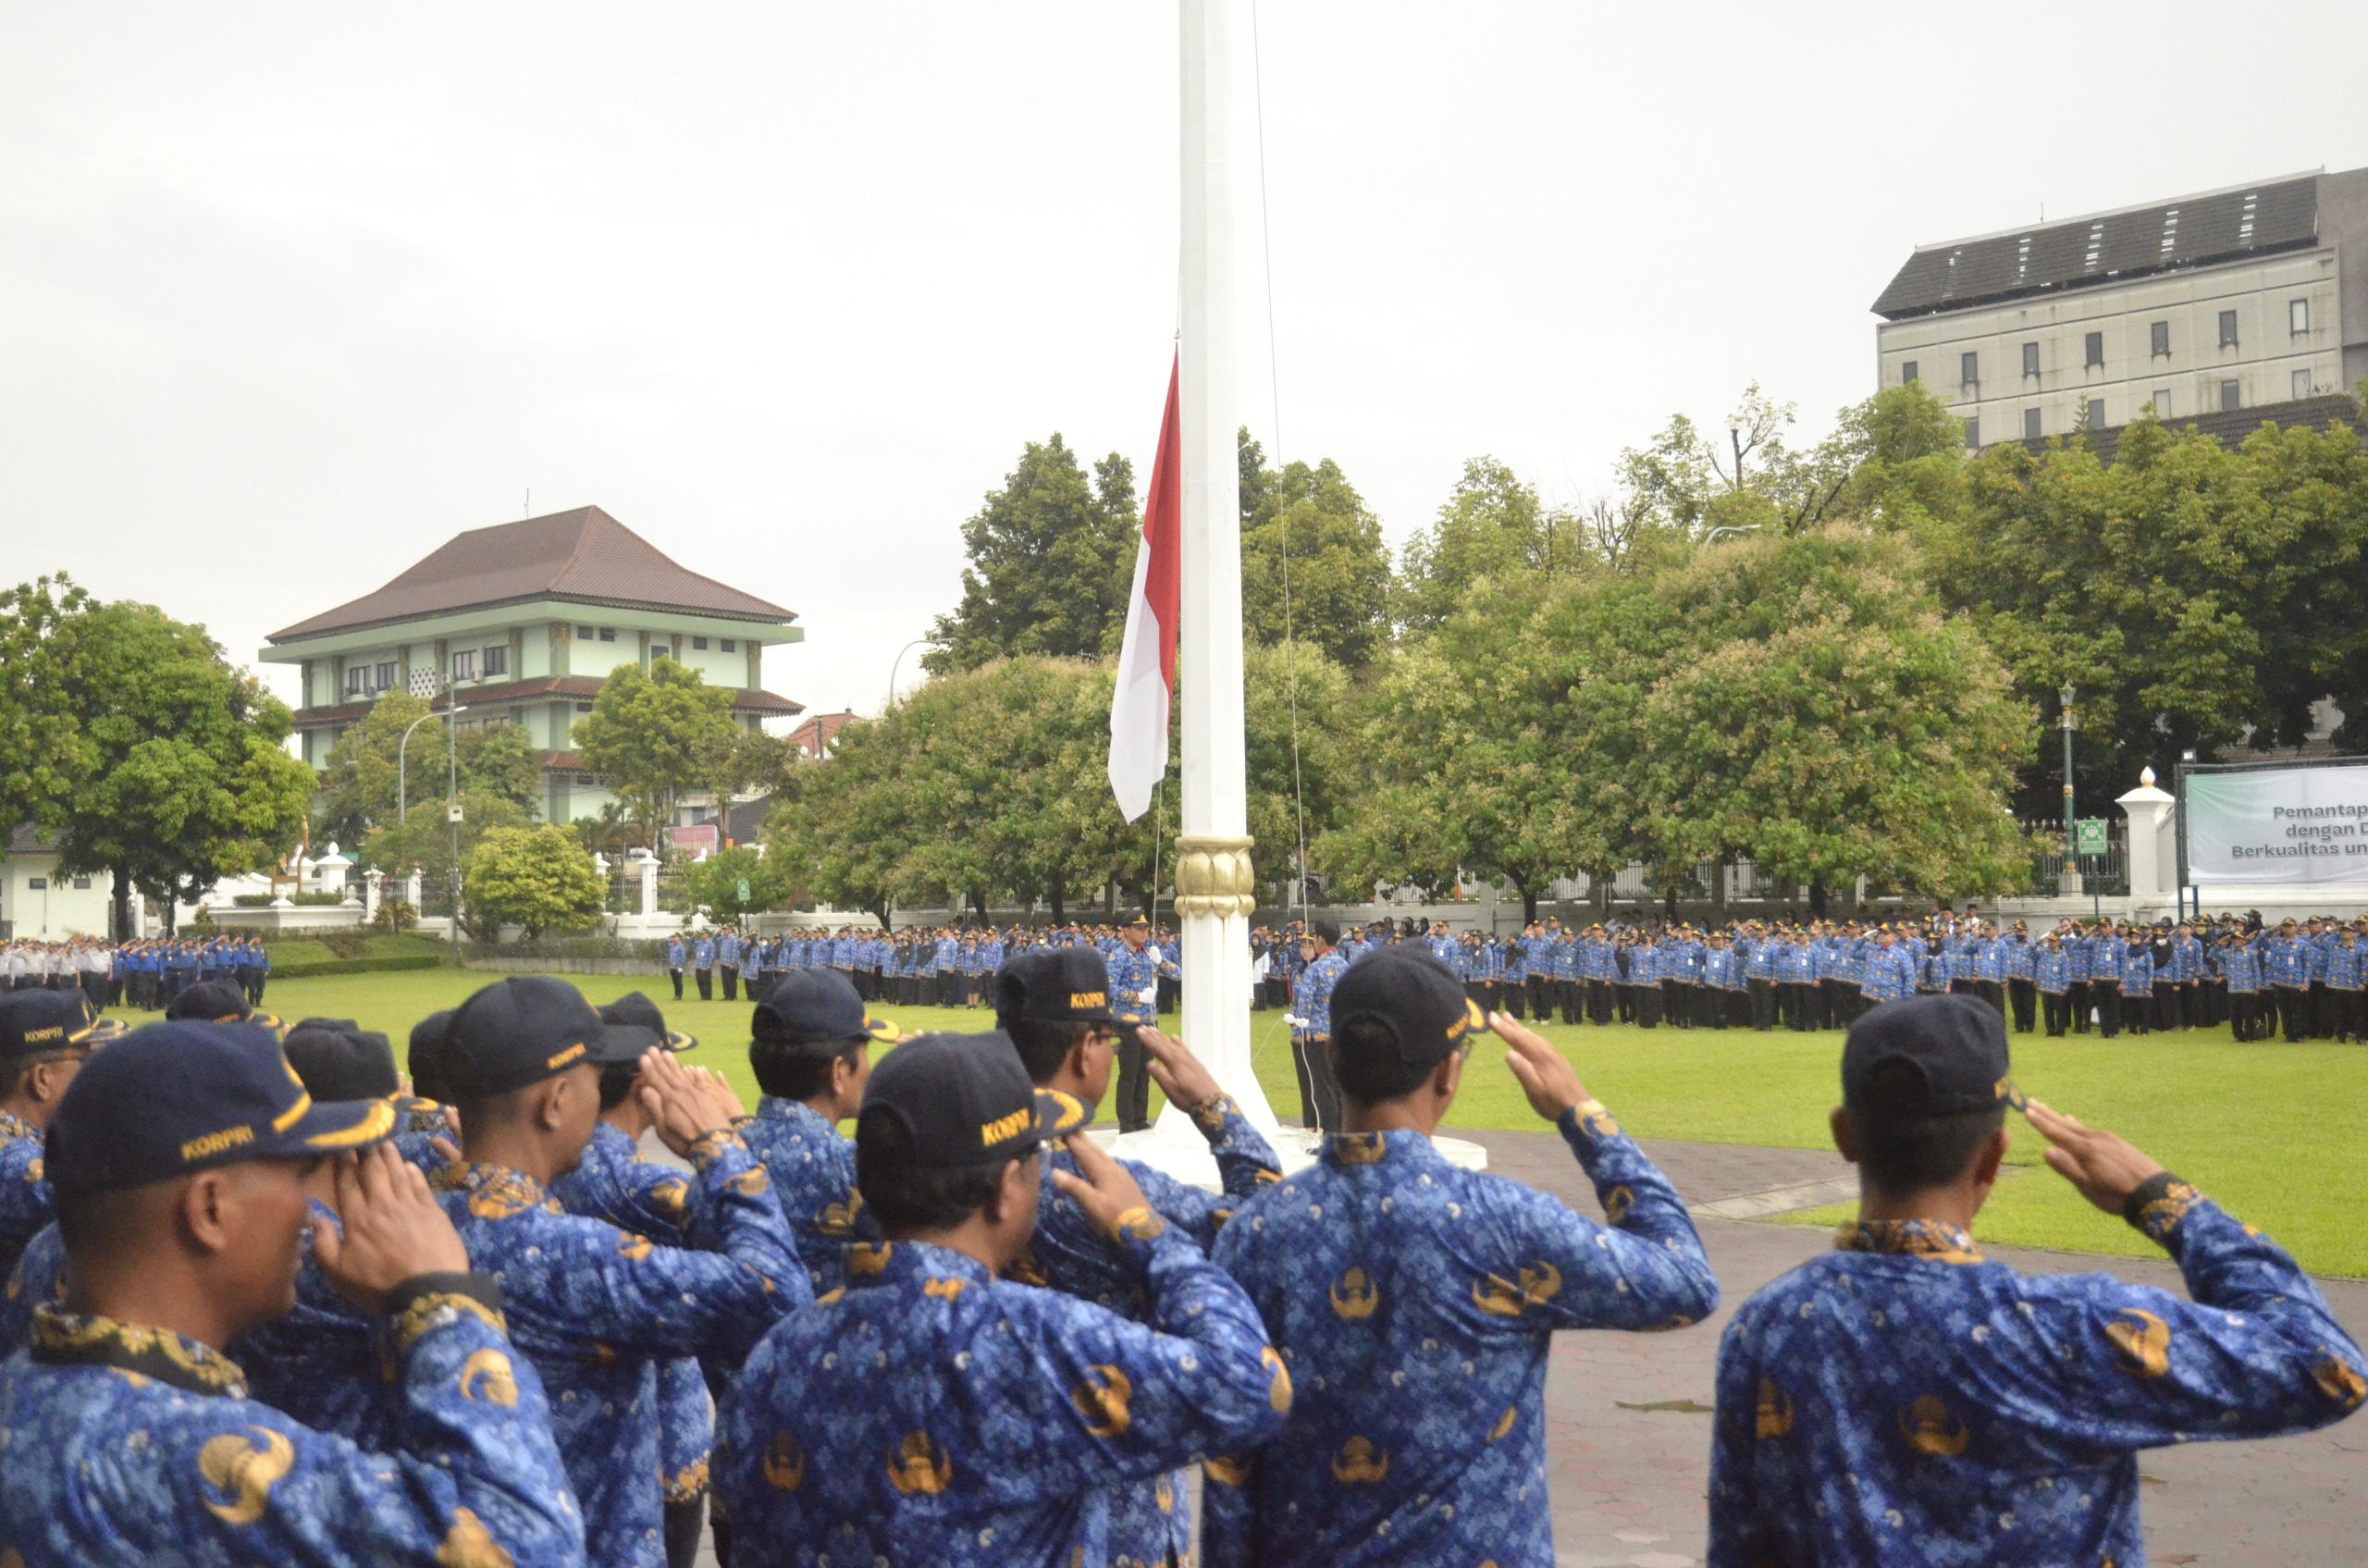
[597,1063,640,1111]
[854,1105,1024,1232]
[751,1038,865,1102]
[1307,920,1340,946]
[1004,1016,1094,1085]
[1332,1015,1447,1105]
[1847,1057,2006,1193]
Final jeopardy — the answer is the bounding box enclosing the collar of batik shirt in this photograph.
[837,1238,994,1301]
[430,1160,563,1219]
[0,1107,39,1143]
[27,1304,251,1398]
[1319,1127,1449,1174]
[756,1094,843,1141]
[1834,1217,1982,1263]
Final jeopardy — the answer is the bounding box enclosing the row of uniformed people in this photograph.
[660,921,1184,1012]
[6,957,2362,1567]
[3,936,272,1012]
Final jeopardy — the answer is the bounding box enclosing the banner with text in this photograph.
[2183,763,2368,885]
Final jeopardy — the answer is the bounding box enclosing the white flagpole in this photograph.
[1121,0,1282,1171]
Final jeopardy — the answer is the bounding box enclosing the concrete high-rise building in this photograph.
[1872,168,2368,448]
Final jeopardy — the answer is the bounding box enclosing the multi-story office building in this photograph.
[1873,168,2368,447]
[263,506,803,823]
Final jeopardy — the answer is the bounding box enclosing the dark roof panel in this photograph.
[1874,176,2323,319]
[268,507,796,642]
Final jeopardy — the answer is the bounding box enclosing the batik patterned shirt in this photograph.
[0,1280,584,1567]
[1707,1190,2368,1568]
[0,1108,51,1284]
[1202,1107,1720,1568]
[430,1130,805,1568]
[716,1225,1289,1568]
[742,1095,879,1298]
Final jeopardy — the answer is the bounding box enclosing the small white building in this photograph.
[0,827,116,940]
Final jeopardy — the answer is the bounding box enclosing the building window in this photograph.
[721,638,737,652]
[691,636,709,650]
[450,649,475,682]
[576,624,596,639]
[2084,331,2104,368]
[2292,368,2312,401]
[598,627,617,642]
[2021,341,2040,377]
[2024,408,2042,439]
[1963,416,1980,449]
[2220,379,2240,412]
[2152,389,2172,416]
[2290,298,2310,334]
[2084,396,2106,428]
[1901,360,1918,384]
[2218,310,2238,349]
[72,877,91,890]
[2151,321,2170,358]
[1960,351,1979,386]
[376,661,396,689]
[574,701,594,713]
[482,645,508,678]
[650,643,672,662]
[345,667,367,697]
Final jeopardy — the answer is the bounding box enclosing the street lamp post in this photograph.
[397,703,466,822]
[2059,685,2090,907]
[449,709,463,964]
[884,637,936,713]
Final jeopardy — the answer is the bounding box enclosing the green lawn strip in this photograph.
[132,971,2363,1278]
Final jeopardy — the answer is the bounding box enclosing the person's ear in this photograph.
[535,1075,571,1133]
[180,1169,235,1254]
[988,1155,1031,1224]
[1829,1105,1857,1164]
[1972,1124,2010,1190]
[1432,1050,1463,1104]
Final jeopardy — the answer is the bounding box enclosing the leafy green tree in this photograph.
[680,845,788,920]
[462,823,607,940]
[1238,432,1394,669]
[572,659,743,853]
[358,790,535,910]
[1395,457,1586,633]
[313,692,547,844]
[925,436,1141,673]
[0,574,93,840]
[40,600,316,937]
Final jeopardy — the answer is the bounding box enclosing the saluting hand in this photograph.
[1136,1026,1223,1112]
[636,1047,734,1155]
[314,1142,470,1316]
[1049,1131,1155,1246]
[2026,1100,2165,1215]
[1494,1014,1590,1123]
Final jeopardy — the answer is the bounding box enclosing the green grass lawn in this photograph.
[135,969,2368,1278]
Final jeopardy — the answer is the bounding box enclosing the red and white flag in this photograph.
[1108,352,1181,822]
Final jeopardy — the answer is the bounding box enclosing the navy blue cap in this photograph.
[1844,994,2024,1119]
[602,992,697,1054]
[994,946,1116,1028]
[752,969,899,1056]
[1329,947,1489,1066]
[407,1009,455,1104]
[45,1020,397,1197]
[441,977,659,1099]
[0,989,125,1060]
[858,1031,1081,1168]
[282,1019,401,1103]
[165,979,281,1033]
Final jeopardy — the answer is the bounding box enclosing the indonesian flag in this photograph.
[1108,352,1181,822]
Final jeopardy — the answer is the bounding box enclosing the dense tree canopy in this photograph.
[462,823,606,941]
[1237,431,1393,670]
[1393,457,1586,634]
[312,690,547,846]
[571,658,745,854]
[925,435,1140,673]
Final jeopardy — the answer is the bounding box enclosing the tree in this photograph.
[680,845,788,921]
[572,659,743,852]
[357,790,536,910]
[312,692,547,845]
[1394,457,1585,633]
[462,823,607,941]
[0,574,94,841]
[1238,431,1394,670]
[40,599,315,937]
[925,436,1141,673]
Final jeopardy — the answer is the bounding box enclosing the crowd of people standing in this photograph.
[2,935,270,1012]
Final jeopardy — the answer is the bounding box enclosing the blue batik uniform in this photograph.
[2217,940,2260,994]
[741,1095,878,1297]
[0,1220,64,1353]
[0,1109,53,1282]
[1708,1189,2367,1568]
[1202,1107,1720,1568]
[717,1226,1290,1568]
[430,1128,806,1568]
[549,1122,715,1509]
[1014,1095,1282,1568]
[0,1282,585,1568]
[2120,944,2153,997]
[1107,944,1159,1028]
[2034,945,2070,994]
[1296,950,1350,1039]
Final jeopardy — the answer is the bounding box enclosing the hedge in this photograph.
[270,954,451,979]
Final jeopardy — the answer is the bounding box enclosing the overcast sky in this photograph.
[6,2,2366,722]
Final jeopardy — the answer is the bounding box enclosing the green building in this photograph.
[263,506,803,823]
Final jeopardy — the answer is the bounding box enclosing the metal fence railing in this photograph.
[2019,818,2130,897]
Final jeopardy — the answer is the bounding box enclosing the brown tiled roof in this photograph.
[268,507,796,642]
[787,709,859,759]
[290,675,804,730]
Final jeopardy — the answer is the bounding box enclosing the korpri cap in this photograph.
[407,1009,455,1103]
[752,969,899,1056]
[46,1020,396,1198]
[441,977,658,1099]
[165,979,280,1033]
[0,990,124,1060]
[281,1019,401,1102]
[994,946,1116,1029]
[857,1031,1073,1168]
[1843,994,2024,1119]
[603,991,697,1054]
[1328,946,1490,1068]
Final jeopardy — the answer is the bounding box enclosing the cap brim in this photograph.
[864,1016,905,1043]
[661,1030,699,1054]
[1039,1088,1089,1138]
[250,1012,284,1033]
[70,1017,128,1047]
[586,1022,663,1066]
[278,1094,401,1154]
